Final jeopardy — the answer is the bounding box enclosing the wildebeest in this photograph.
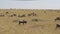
[19,20,27,25]
[5,12,9,14]
[13,14,17,16]
[56,24,60,29]
[55,17,60,21]
[13,19,27,25]
[32,19,39,22]
[44,11,46,13]
[28,12,37,16]
[18,14,26,18]
[0,14,4,17]
[9,14,17,17]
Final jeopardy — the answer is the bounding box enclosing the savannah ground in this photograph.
[0,9,60,34]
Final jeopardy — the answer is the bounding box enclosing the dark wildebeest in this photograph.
[55,17,60,21]
[19,20,27,25]
[6,12,9,14]
[56,24,60,29]
[13,20,27,25]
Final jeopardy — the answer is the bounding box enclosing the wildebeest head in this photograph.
[56,24,60,29]
[55,17,60,21]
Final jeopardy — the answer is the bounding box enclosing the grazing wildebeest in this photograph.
[9,14,17,17]
[44,11,46,13]
[31,12,36,16]
[28,12,37,16]
[55,17,60,21]
[32,19,39,22]
[56,24,60,29]
[6,12,9,14]
[0,14,4,17]
[18,14,26,18]
[18,15,20,17]
[13,14,17,16]
[19,20,27,25]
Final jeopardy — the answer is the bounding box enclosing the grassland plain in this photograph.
[0,9,60,34]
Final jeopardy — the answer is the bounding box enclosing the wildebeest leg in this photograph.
[56,26,57,29]
[56,24,60,29]
[19,22,21,24]
[55,19,57,21]
[23,23,24,25]
[23,22,26,25]
[55,24,57,30]
[56,24,58,29]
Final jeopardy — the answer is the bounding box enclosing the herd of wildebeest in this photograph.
[0,11,60,29]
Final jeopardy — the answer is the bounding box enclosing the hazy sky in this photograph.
[0,0,60,9]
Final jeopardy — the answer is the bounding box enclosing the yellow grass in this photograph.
[0,9,60,34]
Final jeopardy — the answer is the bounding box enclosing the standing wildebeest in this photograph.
[13,19,27,25]
[55,17,60,21]
[56,24,60,29]
[19,20,27,25]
